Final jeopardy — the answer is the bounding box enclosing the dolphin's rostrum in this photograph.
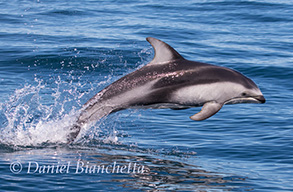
[68,37,265,142]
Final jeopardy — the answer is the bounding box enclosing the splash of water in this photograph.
[0,78,79,146]
[0,74,121,148]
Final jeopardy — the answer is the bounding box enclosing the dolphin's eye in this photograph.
[241,92,247,96]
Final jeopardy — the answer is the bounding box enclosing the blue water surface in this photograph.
[0,0,292,191]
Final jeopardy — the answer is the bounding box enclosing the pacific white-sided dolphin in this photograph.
[67,37,265,142]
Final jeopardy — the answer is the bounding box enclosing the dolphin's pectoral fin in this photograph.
[190,101,223,121]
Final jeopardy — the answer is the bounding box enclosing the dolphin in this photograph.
[67,37,265,142]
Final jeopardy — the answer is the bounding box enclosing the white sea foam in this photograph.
[0,76,118,147]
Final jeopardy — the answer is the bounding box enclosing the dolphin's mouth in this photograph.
[225,95,266,105]
[254,95,266,103]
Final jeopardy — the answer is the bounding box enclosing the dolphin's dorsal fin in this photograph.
[146,37,184,65]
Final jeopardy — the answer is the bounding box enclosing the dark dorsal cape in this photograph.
[91,37,255,103]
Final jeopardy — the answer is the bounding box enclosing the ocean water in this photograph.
[0,0,292,191]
